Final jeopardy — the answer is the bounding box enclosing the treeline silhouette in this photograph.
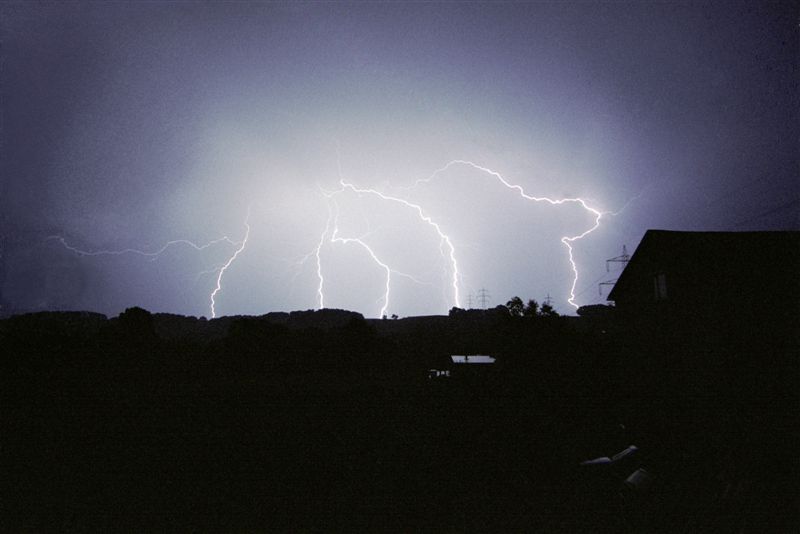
[2,299,797,531]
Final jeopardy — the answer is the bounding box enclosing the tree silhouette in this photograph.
[540,302,559,317]
[506,296,524,317]
[503,296,559,318]
[118,306,156,340]
[524,299,539,318]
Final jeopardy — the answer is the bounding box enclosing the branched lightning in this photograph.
[305,190,432,318]
[329,232,392,318]
[47,235,240,260]
[406,160,606,309]
[314,204,333,310]
[46,158,613,317]
[49,215,252,319]
[209,207,252,319]
[336,180,462,309]
[305,159,607,314]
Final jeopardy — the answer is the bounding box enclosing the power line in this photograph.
[599,245,630,298]
[574,271,617,299]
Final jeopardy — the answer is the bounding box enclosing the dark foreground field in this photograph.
[3,308,797,532]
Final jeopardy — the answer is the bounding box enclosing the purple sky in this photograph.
[2,2,797,318]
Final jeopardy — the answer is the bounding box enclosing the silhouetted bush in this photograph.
[117,306,156,340]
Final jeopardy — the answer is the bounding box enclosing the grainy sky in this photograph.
[2,1,797,318]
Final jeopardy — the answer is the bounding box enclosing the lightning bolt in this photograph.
[279,203,332,310]
[47,235,241,259]
[304,190,432,318]
[46,158,611,317]
[48,218,251,319]
[209,207,252,319]
[329,233,392,318]
[335,180,462,309]
[313,158,606,313]
[313,203,333,310]
[404,160,605,309]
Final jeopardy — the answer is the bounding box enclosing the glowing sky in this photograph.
[2,2,797,318]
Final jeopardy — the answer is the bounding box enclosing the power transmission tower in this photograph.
[543,293,553,307]
[476,288,491,309]
[466,293,474,309]
[606,245,630,271]
[599,245,630,297]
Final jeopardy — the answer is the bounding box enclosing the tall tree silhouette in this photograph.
[524,299,539,318]
[539,302,559,317]
[506,296,524,317]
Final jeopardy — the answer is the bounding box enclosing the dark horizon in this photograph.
[3,265,797,531]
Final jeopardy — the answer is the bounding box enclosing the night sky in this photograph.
[2,2,797,318]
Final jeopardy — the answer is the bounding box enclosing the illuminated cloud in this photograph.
[3,3,796,316]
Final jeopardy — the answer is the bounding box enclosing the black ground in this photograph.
[3,308,797,532]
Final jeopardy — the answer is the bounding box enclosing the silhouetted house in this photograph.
[428,354,498,381]
[607,230,800,329]
[451,355,496,364]
[448,354,498,381]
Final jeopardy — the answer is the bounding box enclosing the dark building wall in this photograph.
[609,230,800,330]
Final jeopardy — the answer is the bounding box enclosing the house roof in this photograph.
[451,355,496,364]
[607,229,800,302]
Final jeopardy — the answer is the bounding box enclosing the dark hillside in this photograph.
[2,305,797,531]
